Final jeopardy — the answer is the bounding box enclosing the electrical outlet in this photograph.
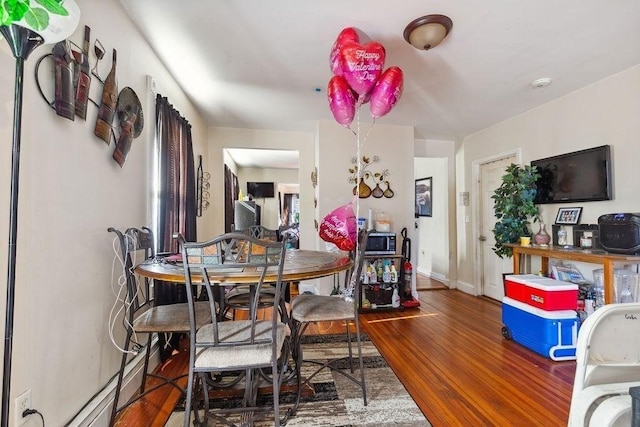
[14,389,31,426]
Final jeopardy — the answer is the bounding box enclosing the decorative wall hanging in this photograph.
[196,155,211,216]
[95,48,117,143]
[311,167,318,188]
[113,87,143,167]
[348,155,394,198]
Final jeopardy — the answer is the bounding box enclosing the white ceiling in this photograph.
[121,0,640,167]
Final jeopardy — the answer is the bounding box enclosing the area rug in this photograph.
[165,334,430,426]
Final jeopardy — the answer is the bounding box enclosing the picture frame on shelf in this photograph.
[415,177,432,217]
[555,207,582,225]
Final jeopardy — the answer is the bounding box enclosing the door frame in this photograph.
[472,148,521,296]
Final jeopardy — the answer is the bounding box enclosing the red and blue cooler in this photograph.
[501,296,579,361]
[504,274,578,310]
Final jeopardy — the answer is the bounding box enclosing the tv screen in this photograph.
[532,145,612,204]
[247,182,275,198]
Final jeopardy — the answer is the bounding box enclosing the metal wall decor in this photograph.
[348,155,394,198]
[196,155,211,216]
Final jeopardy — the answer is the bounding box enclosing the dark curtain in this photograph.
[154,94,197,360]
[156,94,197,251]
[224,164,239,233]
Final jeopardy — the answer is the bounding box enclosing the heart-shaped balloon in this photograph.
[369,66,404,119]
[339,41,386,96]
[327,75,357,127]
[329,27,370,76]
[319,203,357,251]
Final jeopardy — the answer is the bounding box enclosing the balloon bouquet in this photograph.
[320,27,404,301]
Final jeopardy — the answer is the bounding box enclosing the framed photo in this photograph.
[415,177,432,217]
[555,207,582,225]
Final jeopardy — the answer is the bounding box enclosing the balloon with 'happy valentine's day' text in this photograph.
[327,75,357,127]
[369,66,404,119]
[339,41,386,96]
[330,27,370,76]
[319,203,357,251]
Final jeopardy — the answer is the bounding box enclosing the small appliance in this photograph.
[598,213,640,254]
[365,231,396,255]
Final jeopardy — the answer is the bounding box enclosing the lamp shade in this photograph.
[12,0,80,44]
[403,14,453,51]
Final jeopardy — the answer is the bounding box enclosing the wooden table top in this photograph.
[134,249,352,284]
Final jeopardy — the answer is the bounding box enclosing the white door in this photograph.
[479,156,516,301]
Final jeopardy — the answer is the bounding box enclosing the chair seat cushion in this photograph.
[133,301,214,333]
[291,294,355,323]
[194,320,286,370]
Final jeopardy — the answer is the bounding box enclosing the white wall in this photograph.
[236,167,299,230]
[316,120,415,294]
[0,1,207,424]
[457,65,640,290]
[414,157,448,282]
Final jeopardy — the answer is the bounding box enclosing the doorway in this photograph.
[475,151,519,301]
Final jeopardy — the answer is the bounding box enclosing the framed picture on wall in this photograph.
[555,207,582,225]
[415,177,432,217]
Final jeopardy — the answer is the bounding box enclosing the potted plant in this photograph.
[491,163,541,258]
[1,0,69,30]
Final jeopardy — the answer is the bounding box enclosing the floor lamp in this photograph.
[1,4,79,425]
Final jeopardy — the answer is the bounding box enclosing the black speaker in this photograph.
[598,213,640,254]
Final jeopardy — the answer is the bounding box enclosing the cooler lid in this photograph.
[502,297,579,319]
[505,275,578,291]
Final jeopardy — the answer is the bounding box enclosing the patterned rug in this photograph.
[166,334,430,426]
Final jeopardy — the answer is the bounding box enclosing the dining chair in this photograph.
[107,227,213,426]
[176,231,291,427]
[223,225,284,319]
[288,229,369,416]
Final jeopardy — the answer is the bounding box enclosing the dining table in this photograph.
[134,248,353,285]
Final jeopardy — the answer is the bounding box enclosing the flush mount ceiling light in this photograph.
[403,14,453,51]
[530,77,552,89]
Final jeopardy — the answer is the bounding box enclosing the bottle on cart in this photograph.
[392,285,400,308]
[383,265,391,283]
[390,262,398,283]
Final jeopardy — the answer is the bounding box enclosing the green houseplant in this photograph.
[492,163,541,258]
[1,0,68,30]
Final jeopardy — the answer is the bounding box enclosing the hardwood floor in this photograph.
[116,288,575,426]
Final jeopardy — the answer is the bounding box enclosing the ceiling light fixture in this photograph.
[403,14,453,51]
[530,77,552,89]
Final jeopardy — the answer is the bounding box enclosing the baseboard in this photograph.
[415,269,450,287]
[455,280,477,296]
[66,338,159,427]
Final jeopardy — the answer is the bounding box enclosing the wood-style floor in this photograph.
[116,282,575,426]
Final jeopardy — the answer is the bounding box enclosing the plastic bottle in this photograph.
[390,262,398,283]
[383,265,391,283]
[392,285,400,308]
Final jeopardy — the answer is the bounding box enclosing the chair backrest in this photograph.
[175,232,288,347]
[343,230,370,302]
[240,225,279,241]
[572,302,640,394]
[108,226,156,315]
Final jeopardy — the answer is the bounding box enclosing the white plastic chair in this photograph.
[568,302,640,427]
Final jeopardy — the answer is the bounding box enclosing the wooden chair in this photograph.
[288,230,369,416]
[176,232,291,427]
[107,227,212,426]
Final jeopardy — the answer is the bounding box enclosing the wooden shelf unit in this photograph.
[505,243,640,304]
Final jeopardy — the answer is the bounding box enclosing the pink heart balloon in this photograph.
[339,41,386,96]
[319,203,357,251]
[330,27,370,76]
[327,76,357,127]
[369,66,404,119]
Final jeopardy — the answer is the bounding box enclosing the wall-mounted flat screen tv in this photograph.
[531,145,612,204]
[247,181,275,198]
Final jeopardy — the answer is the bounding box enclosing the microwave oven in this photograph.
[365,232,396,255]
